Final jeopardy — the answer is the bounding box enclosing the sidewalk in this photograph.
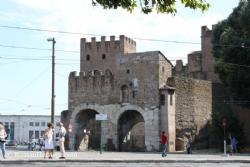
[0,149,250,163]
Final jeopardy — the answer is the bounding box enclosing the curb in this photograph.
[1,159,250,164]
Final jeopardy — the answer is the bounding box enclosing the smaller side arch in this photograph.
[117,110,145,152]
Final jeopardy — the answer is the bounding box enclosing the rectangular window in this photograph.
[160,94,165,106]
[170,94,173,106]
[41,130,45,137]
[41,122,46,126]
[29,130,34,139]
[132,91,136,98]
[10,122,15,140]
[35,122,39,126]
[29,122,34,126]
[168,90,174,106]
[4,122,9,130]
[35,130,39,139]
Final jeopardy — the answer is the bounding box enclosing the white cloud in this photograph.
[15,0,225,60]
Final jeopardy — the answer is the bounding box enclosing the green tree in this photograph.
[209,102,245,151]
[92,0,210,14]
[212,0,250,104]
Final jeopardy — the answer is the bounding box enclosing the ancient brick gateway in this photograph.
[62,34,212,152]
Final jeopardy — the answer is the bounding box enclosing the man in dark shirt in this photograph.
[161,131,167,157]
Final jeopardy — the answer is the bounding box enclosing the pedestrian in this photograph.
[38,136,44,151]
[231,136,238,153]
[186,138,192,154]
[31,136,36,151]
[0,123,7,159]
[55,133,60,151]
[43,123,54,159]
[58,122,66,159]
[161,131,167,157]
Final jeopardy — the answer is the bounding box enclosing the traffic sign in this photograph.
[96,114,108,121]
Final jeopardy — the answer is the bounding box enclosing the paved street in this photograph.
[0,162,249,167]
[0,148,250,166]
[1,149,250,161]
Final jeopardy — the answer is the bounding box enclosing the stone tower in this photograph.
[80,35,136,74]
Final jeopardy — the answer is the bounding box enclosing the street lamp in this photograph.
[47,37,56,125]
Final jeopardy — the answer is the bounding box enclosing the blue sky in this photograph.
[0,0,239,115]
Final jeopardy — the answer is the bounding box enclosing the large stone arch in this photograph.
[118,110,145,151]
[73,109,100,150]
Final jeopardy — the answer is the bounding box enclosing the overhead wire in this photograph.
[15,65,51,96]
[0,25,200,45]
[0,25,249,48]
[1,55,250,69]
[0,43,79,53]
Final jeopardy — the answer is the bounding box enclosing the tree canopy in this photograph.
[212,0,250,105]
[92,0,210,14]
[209,101,245,150]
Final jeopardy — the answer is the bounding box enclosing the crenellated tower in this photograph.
[80,35,136,74]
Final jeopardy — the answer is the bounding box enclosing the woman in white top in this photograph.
[0,123,7,159]
[44,123,54,159]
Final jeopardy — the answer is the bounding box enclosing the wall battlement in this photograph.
[69,70,114,93]
[81,35,136,53]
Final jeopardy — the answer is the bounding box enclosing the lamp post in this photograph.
[47,37,56,125]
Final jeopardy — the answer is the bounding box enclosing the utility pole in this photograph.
[47,37,56,125]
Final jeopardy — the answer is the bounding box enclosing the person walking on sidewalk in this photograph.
[44,123,54,159]
[232,136,238,153]
[186,138,192,154]
[161,131,167,157]
[0,123,7,159]
[58,122,66,159]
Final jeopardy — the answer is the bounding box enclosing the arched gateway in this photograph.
[74,109,100,150]
[118,110,145,151]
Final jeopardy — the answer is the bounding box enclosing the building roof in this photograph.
[158,51,174,67]
[126,51,173,67]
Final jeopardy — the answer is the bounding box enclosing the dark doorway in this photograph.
[118,110,145,151]
[75,109,100,150]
